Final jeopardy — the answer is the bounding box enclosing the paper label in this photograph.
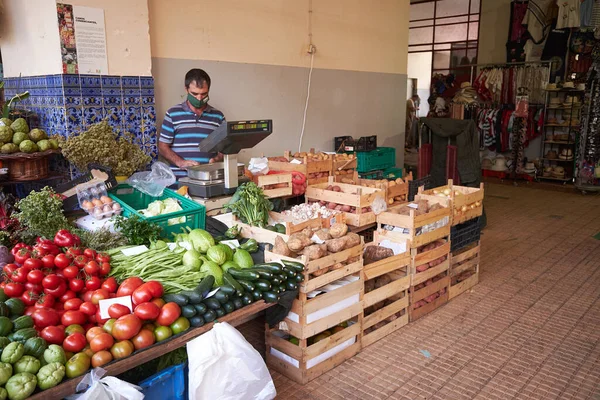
[290,159,302,164]
[99,296,132,319]
[408,203,419,209]
[204,288,220,299]
[220,239,240,249]
[330,217,336,226]
[311,234,325,244]
[380,239,407,255]
[121,245,148,256]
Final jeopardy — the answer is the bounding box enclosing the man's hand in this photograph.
[209,153,225,164]
[177,159,200,168]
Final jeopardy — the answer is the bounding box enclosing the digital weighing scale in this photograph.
[178,119,272,198]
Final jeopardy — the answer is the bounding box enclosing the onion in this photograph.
[475,201,481,207]
[461,205,468,212]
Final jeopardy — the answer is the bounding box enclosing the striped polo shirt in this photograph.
[159,101,226,176]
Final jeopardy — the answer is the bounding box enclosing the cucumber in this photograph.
[249,268,274,280]
[223,302,235,314]
[163,293,188,307]
[228,268,260,281]
[190,315,205,327]
[181,305,197,318]
[180,290,203,305]
[278,284,287,293]
[255,280,271,292]
[203,298,221,310]
[195,275,216,298]
[237,280,255,292]
[282,267,297,279]
[218,285,236,297]
[222,272,245,297]
[263,292,279,303]
[214,291,230,304]
[241,293,253,305]
[232,298,244,310]
[193,303,207,314]
[295,274,304,283]
[203,310,216,323]
[286,281,298,291]
[215,308,226,318]
[281,259,305,272]
[251,290,263,301]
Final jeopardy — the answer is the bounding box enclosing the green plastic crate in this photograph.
[382,167,403,180]
[358,170,384,180]
[356,147,396,173]
[108,184,205,238]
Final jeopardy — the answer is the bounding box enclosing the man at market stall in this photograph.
[158,68,226,177]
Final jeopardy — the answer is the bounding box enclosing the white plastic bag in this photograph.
[127,161,176,197]
[187,322,276,400]
[65,368,144,400]
[248,157,269,175]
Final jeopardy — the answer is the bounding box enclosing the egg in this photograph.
[89,187,99,197]
[93,208,103,220]
[82,200,93,210]
[92,199,103,207]
[112,202,121,211]
[103,204,113,213]
[100,195,111,204]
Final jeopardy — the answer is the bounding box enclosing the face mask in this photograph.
[187,93,209,108]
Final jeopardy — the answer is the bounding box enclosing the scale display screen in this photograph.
[229,120,271,133]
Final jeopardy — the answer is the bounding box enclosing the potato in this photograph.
[388,198,395,205]
[326,185,333,191]
[344,232,361,248]
[347,256,360,264]
[327,202,338,209]
[287,233,312,252]
[326,237,349,253]
[332,186,342,192]
[365,279,376,293]
[424,292,439,303]
[314,229,331,241]
[331,262,345,271]
[301,228,314,238]
[364,245,393,265]
[416,264,429,272]
[273,236,293,257]
[335,205,343,211]
[395,178,404,185]
[312,267,328,277]
[319,200,327,206]
[329,223,348,238]
[341,205,351,212]
[374,274,392,289]
[429,203,444,212]
[300,244,328,260]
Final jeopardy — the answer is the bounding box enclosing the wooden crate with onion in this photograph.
[267,150,333,186]
[335,171,413,207]
[419,179,484,226]
[449,242,480,299]
[305,177,385,227]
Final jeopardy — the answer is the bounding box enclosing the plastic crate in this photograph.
[408,175,433,201]
[139,363,186,400]
[382,167,403,180]
[355,135,377,152]
[356,147,396,173]
[450,217,481,252]
[334,136,355,152]
[109,184,206,238]
[358,170,384,180]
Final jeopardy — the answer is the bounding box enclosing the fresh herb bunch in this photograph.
[59,120,151,176]
[226,182,273,228]
[13,187,71,240]
[114,215,163,246]
[74,227,128,251]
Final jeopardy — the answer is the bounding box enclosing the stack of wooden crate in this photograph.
[268,150,333,186]
[263,239,365,384]
[334,171,413,207]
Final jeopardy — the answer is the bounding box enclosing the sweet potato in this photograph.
[272,236,293,257]
[300,244,328,260]
[347,256,360,264]
[424,292,439,303]
[329,223,348,238]
[326,237,348,253]
[374,274,392,289]
[311,267,328,277]
[364,246,394,265]
[331,262,345,271]
[416,264,429,272]
[429,203,444,212]
[365,279,376,293]
[287,233,312,252]
[344,232,361,248]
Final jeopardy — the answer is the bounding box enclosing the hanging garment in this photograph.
[510,1,530,41]
[581,0,594,26]
[512,117,528,174]
[523,0,555,43]
[593,0,600,37]
[542,24,570,82]
[556,0,581,29]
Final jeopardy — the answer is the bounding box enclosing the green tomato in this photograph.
[65,324,84,336]
[0,362,12,385]
[43,345,66,365]
[0,342,23,364]
[65,353,90,379]
[153,326,172,342]
[13,356,40,375]
[170,317,190,335]
[36,362,65,390]
[0,387,7,400]
[5,372,36,400]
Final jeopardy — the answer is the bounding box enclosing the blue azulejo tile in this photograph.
[102,95,122,106]
[140,88,154,96]
[142,96,155,105]
[83,107,104,126]
[140,76,154,88]
[104,106,123,126]
[101,76,122,88]
[122,76,140,88]
[80,75,101,88]
[101,87,121,97]
[125,124,143,143]
[142,105,156,123]
[82,96,102,106]
[65,96,81,106]
[123,87,140,97]
[143,142,158,160]
[63,75,80,87]
[46,75,63,88]
[66,106,83,126]
[124,106,142,125]
[142,125,157,143]
[123,96,140,105]
[64,87,81,96]
[81,87,101,96]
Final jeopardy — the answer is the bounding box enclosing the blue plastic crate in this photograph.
[139,363,186,400]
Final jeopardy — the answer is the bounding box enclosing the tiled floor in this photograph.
[254,183,600,399]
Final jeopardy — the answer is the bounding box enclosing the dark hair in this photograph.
[185,69,211,89]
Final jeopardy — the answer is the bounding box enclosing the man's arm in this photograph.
[158,111,199,168]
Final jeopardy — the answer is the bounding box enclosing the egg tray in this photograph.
[76,180,123,219]
[84,202,123,220]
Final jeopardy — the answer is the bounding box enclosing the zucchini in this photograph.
[214,291,230,305]
[193,303,207,315]
[180,290,203,305]
[190,315,205,327]
[262,291,279,303]
[278,284,287,293]
[228,268,260,281]
[202,310,216,323]
[237,280,255,292]
[286,281,298,291]
[270,277,282,286]
[271,287,280,294]
[223,302,235,314]
[281,259,305,272]
[282,267,296,279]
[163,293,188,307]
[222,272,245,297]
[251,290,263,301]
[249,268,274,280]
[253,262,284,273]
[215,308,226,318]
[241,293,253,305]
[295,274,304,283]
[277,274,287,282]
[255,280,271,292]
[232,298,244,310]
[181,305,197,318]
[203,298,222,311]
[194,275,215,299]
[218,285,236,297]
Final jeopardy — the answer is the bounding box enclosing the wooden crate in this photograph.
[335,171,413,207]
[362,234,411,347]
[411,239,451,286]
[409,270,450,322]
[419,179,484,226]
[331,154,357,179]
[449,242,480,299]
[376,194,451,248]
[268,150,333,186]
[256,173,293,198]
[265,317,361,384]
[305,177,385,227]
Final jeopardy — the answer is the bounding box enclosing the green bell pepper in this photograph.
[240,239,259,253]
[225,225,241,239]
[5,372,36,400]
[43,345,66,365]
[36,362,65,391]
[0,362,12,385]
[0,342,23,364]
[13,356,40,375]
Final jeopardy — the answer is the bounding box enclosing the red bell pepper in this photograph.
[53,230,81,248]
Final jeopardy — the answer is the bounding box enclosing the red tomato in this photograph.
[40,325,65,345]
[151,298,166,308]
[85,276,101,291]
[96,253,111,263]
[95,310,109,325]
[26,269,44,284]
[99,262,111,276]
[66,247,83,258]
[134,302,160,321]
[101,277,118,293]
[64,298,84,311]
[91,351,112,368]
[145,281,164,298]
[4,282,25,297]
[89,332,114,353]
[63,332,87,353]
[12,267,30,284]
[40,254,56,269]
[69,278,85,293]
[14,248,31,265]
[3,264,17,275]
[111,314,142,340]
[83,249,97,260]
[87,313,97,324]
[108,304,131,319]
[25,306,36,317]
[80,291,93,303]
[62,310,87,326]
[156,303,181,327]
[60,290,77,303]
[63,266,79,280]
[44,281,67,298]
[54,253,72,269]
[42,274,61,290]
[132,329,155,350]
[65,324,85,336]
[35,294,55,309]
[21,291,37,306]
[86,326,105,342]
[90,289,109,305]
[73,255,89,268]
[116,277,144,297]
[110,340,134,359]
[23,258,43,270]
[24,282,43,294]
[32,307,60,328]
[131,281,163,306]
[84,261,100,276]
[79,301,97,316]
